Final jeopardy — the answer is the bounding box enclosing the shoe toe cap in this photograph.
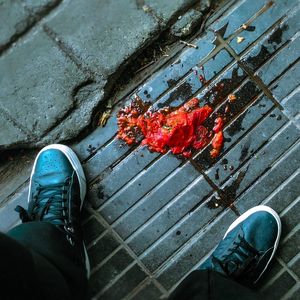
[34,149,74,181]
[242,211,280,251]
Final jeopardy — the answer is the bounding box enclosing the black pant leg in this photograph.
[7,222,88,300]
[0,231,70,300]
[169,269,261,300]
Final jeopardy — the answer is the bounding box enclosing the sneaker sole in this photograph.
[28,144,91,278]
[224,205,281,284]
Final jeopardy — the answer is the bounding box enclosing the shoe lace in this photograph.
[15,180,70,225]
[212,234,259,278]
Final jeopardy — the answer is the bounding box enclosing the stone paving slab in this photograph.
[1,0,207,150]
[0,29,87,139]
[46,0,159,76]
[0,0,32,51]
[0,0,300,299]
[23,0,61,15]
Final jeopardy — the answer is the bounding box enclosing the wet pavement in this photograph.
[0,0,205,149]
[1,0,300,299]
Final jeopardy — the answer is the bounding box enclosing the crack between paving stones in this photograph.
[43,25,98,79]
[0,106,38,142]
[89,1,219,129]
[38,79,97,141]
[0,179,29,210]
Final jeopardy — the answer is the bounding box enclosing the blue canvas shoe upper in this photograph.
[199,206,281,286]
[15,146,85,247]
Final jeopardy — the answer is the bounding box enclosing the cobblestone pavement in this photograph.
[0,0,205,149]
[1,0,300,299]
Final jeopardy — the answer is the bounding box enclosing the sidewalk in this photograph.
[0,0,205,150]
[1,0,300,299]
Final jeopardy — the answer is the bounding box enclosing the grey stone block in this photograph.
[0,111,28,149]
[0,29,99,149]
[113,162,199,239]
[170,8,203,38]
[230,0,300,54]
[0,148,36,205]
[206,108,287,185]
[221,122,300,200]
[0,0,32,51]
[236,142,300,214]
[255,33,300,86]
[279,228,300,263]
[156,209,236,290]
[91,146,160,207]
[144,0,197,24]
[137,30,216,103]
[127,175,213,256]
[87,232,120,267]
[47,0,158,75]
[89,248,134,297]
[209,0,266,39]
[99,264,146,300]
[131,281,162,300]
[99,153,181,223]
[23,0,61,15]
[140,193,223,272]
[263,271,296,299]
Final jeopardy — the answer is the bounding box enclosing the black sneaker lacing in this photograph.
[212,234,259,278]
[15,180,70,225]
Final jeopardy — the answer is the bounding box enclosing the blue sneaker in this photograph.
[15,144,90,277]
[199,206,281,286]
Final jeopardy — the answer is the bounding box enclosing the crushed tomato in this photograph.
[117,97,224,158]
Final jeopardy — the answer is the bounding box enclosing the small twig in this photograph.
[135,60,155,73]
[200,7,214,33]
[179,40,198,49]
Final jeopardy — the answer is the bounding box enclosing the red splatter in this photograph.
[210,117,224,157]
[213,117,223,133]
[117,97,224,158]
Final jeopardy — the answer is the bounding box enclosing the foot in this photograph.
[199,205,281,286]
[15,144,90,277]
